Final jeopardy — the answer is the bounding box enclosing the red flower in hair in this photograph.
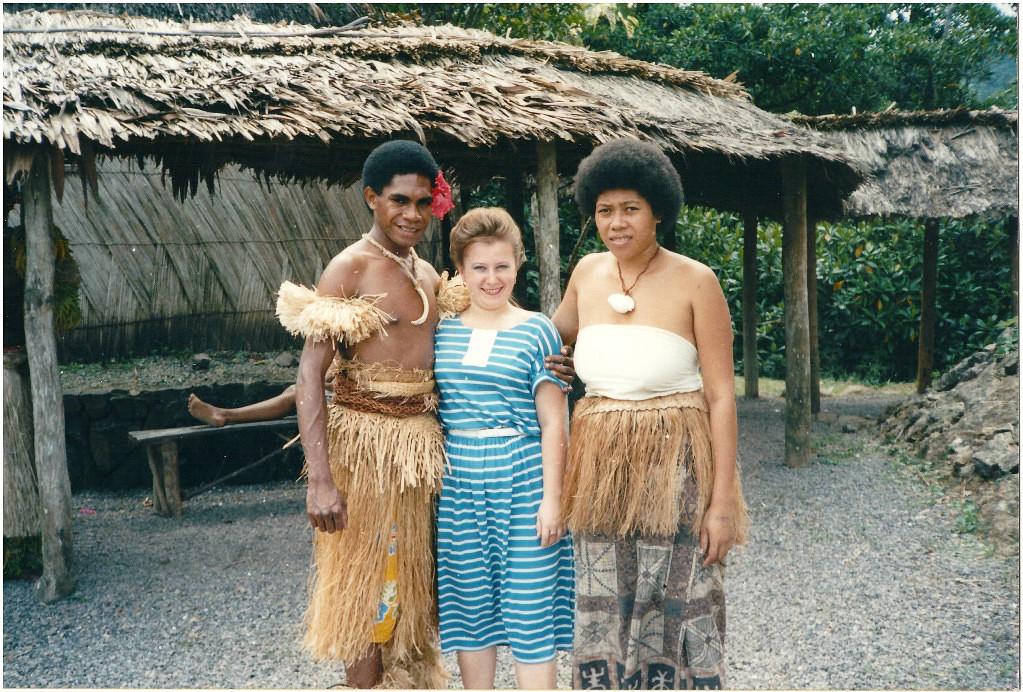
[431,170,455,220]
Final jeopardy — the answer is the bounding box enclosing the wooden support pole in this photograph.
[742,210,759,398]
[535,140,561,317]
[916,219,940,394]
[23,149,77,602]
[781,156,811,468]
[808,219,820,416]
[4,349,40,539]
[505,159,529,306]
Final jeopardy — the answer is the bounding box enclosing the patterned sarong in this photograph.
[573,466,726,690]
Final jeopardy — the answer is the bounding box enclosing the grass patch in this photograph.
[737,376,914,398]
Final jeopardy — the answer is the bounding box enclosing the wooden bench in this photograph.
[128,417,298,517]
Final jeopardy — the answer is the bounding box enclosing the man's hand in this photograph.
[544,344,575,393]
[307,477,348,533]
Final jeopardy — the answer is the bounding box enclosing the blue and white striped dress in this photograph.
[434,313,575,664]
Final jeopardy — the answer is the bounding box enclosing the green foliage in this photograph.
[675,208,1015,382]
[582,3,1018,113]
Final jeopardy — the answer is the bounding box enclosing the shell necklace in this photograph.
[363,233,429,326]
[608,246,659,314]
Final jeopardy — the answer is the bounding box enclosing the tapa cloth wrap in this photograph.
[275,284,449,688]
[562,391,748,544]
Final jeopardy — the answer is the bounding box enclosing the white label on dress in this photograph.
[462,329,498,367]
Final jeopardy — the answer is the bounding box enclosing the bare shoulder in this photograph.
[317,243,372,298]
[666,251,720,288]
[569,251,608,282]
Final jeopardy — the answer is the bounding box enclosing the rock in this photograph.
[274,352,297,368]
[972,432,1020,479]
[192,354,212,371]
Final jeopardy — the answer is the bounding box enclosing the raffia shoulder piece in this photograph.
[276,280,390,345]
[436,271,470,318]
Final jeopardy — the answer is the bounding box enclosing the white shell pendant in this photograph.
[607,293,635,314]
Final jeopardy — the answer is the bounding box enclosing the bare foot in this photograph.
[188,393,228,427]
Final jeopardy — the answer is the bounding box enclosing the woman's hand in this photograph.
[536,495,566,548]
[699,505,735,567]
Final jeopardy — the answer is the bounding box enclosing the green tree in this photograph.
[583,3,1017,114]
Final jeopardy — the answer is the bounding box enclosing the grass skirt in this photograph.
[562,391,748,544]
[303,368,447,688]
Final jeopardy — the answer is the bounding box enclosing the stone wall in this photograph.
[63,382,304,491]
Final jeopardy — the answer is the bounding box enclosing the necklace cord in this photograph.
[363,234,430,326]
[615,246,660,296]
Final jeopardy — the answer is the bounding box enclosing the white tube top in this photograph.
[574,324,703,400]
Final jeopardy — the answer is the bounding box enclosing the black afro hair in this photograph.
[573,138,684,234]
[362,140,440,194]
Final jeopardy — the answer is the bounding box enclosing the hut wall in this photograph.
[49,158,441,361]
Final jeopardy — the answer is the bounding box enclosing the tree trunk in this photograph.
[4,349,40,538]
[808,219,820,416]
[916,219,940,394]
[781,157,811,468]
[534,140,561,317]
[23,149,77,603]
[742,210,759,398]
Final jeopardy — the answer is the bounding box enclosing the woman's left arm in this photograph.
[534,380,569,548]
[692,265,739,567]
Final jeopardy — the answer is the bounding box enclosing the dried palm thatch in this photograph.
[794,108,1018,221]
[32,157,442,360]
[4,9,863,220]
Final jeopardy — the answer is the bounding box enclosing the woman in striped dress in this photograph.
[434,207,575,689]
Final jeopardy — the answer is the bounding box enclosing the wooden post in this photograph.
[808,218,820,415]
[505,159,529,306]
[23,149,77,602]
[742,210,759,398]
[916,219,940,394]
[535,140,561,317]
[781,156,811,468]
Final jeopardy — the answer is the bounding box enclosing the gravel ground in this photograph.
[4,392,1019,689]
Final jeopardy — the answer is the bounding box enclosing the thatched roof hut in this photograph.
[3,8,865,362]
[4,9,862,217]
[793,108,1018,221]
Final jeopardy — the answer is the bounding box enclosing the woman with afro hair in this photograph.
[552,138,749,690]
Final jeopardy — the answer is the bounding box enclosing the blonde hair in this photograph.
[449,207,526,269]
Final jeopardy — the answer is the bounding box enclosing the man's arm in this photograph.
[295,255,359,533]
[297,335,346,533]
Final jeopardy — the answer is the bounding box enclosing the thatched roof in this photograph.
[25,157,445,360]
[793,108,1018,221]
[3,9,863,220]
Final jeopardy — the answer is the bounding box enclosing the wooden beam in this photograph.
[916,219,940,394]
[535,140,561,317]
[742,210,759,398]
[808,218,820,415]
[23,149,77,603]
[781,156,811,468]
